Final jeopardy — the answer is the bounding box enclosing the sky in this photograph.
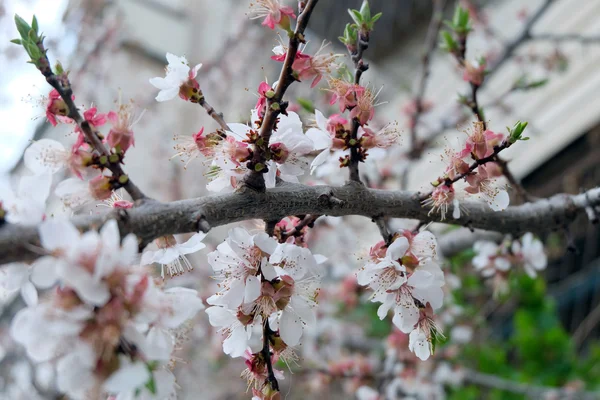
[0,0,72,175]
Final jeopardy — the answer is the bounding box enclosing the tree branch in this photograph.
[244,0,320,191]
[2,183,599,265]
[408,0,447,159]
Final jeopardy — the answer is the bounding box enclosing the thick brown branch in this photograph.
[2,183,599,265]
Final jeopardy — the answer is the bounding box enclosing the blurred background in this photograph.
[1,0,600,399]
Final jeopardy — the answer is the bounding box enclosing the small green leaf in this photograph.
[14,14,31,40]
[359,0,371,21]
[10,38,22,45]
[348,9,363,26]
[296,97,315,113]
[440,31,457,52]
[31,15,39,34]
[370,12,382,24]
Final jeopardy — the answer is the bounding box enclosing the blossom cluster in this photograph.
[205,227,324,394]
[424,121,510,220]
[472,232,547,296]
[7,220,204,399]
[357,230,445,360]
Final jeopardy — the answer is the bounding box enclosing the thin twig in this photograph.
[244,0,320,191]
[408,0,448,159]
[348,33,369,182]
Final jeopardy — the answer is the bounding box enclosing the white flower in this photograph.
[0,263,38,306]
[24,139,71,175]
[34,219,138,306]
[305,109,333,173]
[514,232,547,277]
[10,303,91,363]
[141,232,207,279]
[266,243,324,346]
[0,174,51,225]
[376,262,444,334]
[408,325,432,361]
[473,240,511,277]
[357,237,409,298]
[356,386,380,400]
[54,177,94,209]
[149,53,202,102]
[207,227,277,309]
[205,156,247,193]
[229,111,312,188]
[114,369,177,400]
[205,305,262,358]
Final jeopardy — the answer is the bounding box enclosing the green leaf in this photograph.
[14,14,31,40]
[370,12,382,24]
[440,31,457,52]
[359,0,371,21]
[348,9,363,26]
[296,97,315,113]
[31,15,39,34]
[10,38,22,45]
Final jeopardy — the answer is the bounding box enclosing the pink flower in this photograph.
[45,89,72,126]
[349,88,378,126]
[88,175,112,201]
[250,0,296,31]
[359,125,400,149]
[423,184,460,220]
[465,165,510,211]
[106,99,142,153]
[466,122,504,159]
[74,107,107,144]
[255,81,272,117]
[288,42,342,88]
[463,60,486,86]
[327,78,365,112]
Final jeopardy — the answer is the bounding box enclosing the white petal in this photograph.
[39,220,80,252]
[488,189,510,211]
[279,309,302,346]
[387,237,409,261]
[244,275,261,304]
[20,281,38,306]
[144,327,174,361]
[177,232,207,255]
[155,87,179,102]
[305,127,331,150]
[103,360,150,392]
[24,139,66,174]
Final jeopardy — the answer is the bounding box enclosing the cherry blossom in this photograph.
[327,78,365,112]
[306,110,348,173]
[249,0,296,31]
[207,227,277,309]
[10,219,205,399]
[0,174,51,225]
[55,175,113,209]
[106,97,144,152]
[465,165,510,211]
[273,41,342,87]
[149,53,202,102]
[0,263,38,306]
[45,88,72,126]
[24,138,91,178]
[512,232,547,277]
[141,232,207,279]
